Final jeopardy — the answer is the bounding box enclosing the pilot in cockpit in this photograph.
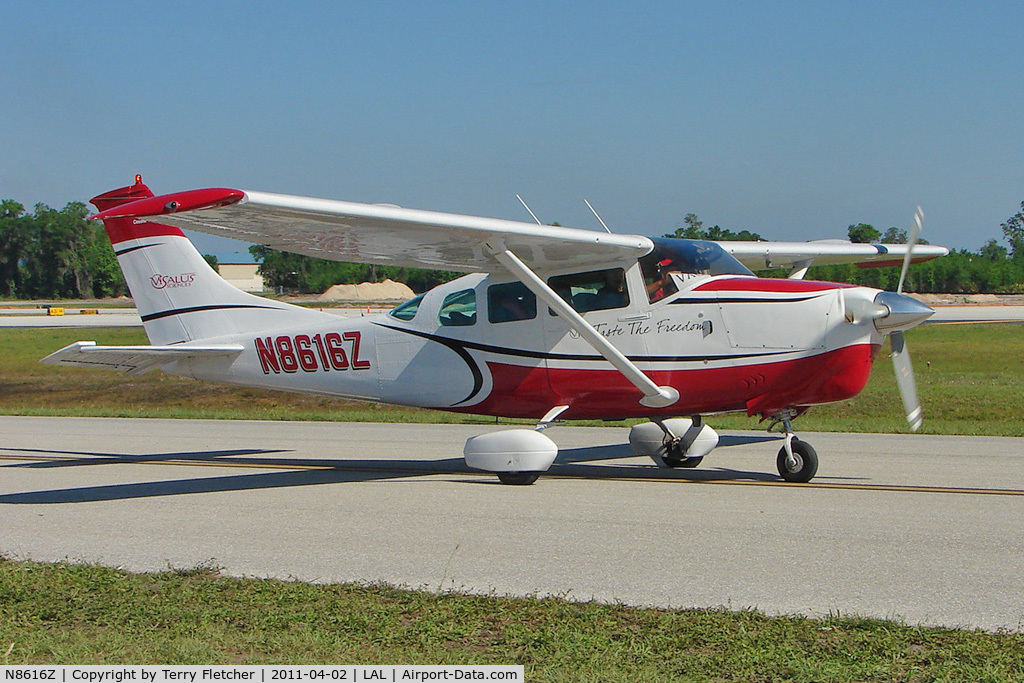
[646,258,680,303]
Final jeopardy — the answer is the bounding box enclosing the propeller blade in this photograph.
[890,330,922,431]
[897,206,923,294]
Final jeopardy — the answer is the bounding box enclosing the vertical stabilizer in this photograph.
[91,177,330,345]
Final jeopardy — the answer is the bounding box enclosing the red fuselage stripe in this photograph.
[450,343,879,420]
[694,278,856,293]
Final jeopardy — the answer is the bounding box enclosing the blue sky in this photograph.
[3,1,1022,254]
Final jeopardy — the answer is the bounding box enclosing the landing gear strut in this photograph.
[772,415,818,483]
[659,415,706,468]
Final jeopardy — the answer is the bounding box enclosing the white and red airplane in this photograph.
[43,177,947,484]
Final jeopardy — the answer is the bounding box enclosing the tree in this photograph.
[1000,201,1024,259]
[980,238,1008,262]
[663,213,764,241]
[23,202,98,298]
[881,227,907,243]
[848,223,882,243]
[678,213,703,239]
[0,200,30,297]
[0,200,124,299]
[1,199,24,219]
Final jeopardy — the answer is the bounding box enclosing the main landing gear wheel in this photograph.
[776,439,818,483]
[497,472,541,486]
[662,440,703,468]
[663,453,704,469]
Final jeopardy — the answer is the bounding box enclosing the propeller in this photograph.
[890,206,925,431]
[890,328,922,431]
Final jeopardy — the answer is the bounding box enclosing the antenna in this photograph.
[515,194,542,225]
[584,199,613,233]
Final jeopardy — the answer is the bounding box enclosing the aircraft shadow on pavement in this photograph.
[0,436,789,504]
[549,443,779,483]
[0,446,288,468]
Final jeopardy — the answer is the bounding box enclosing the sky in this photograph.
[3,1,1023,256]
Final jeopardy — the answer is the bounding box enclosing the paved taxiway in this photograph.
[2,416,1022,631]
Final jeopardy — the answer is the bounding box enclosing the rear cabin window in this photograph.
[548,268,629,314]
[389,294,424,321]
[438,289,477,326]
[487,282,537,323]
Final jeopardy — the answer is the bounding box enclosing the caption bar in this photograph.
[0,667,523,683]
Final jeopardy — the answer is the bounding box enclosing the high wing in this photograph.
[721,240,949,273]
[41,341,244,375]
[93,189,653,274]
[93,186,948,275]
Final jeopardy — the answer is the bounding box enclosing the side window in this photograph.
[640,255,680,303]
[547,268,629,314]
[389,294,424,321]
[488,282,537,323]
[438,289,477,326]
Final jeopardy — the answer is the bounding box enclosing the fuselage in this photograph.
[175,263,886,421]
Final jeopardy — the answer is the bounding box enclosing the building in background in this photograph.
[210,253,265,293]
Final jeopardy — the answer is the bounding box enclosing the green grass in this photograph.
[2,324,1023,434]
[0,328,502,425]
[2,559,1022,679]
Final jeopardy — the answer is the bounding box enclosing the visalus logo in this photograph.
[150,272,196,289]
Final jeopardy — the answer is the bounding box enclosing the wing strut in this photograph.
[486,241,679,409]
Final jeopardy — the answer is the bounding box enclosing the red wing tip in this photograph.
[856,255,942,269]
[92,188,245,221]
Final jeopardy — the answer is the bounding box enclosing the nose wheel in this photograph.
[776,436,818,483]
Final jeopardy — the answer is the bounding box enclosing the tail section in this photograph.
[92,177,330,345]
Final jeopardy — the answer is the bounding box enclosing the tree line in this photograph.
[249,245,460,295]
[0,200,125,299]
[3,198,1024,299]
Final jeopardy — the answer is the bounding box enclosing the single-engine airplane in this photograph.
[42,177,948,484]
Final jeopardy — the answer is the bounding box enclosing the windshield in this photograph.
[639,238,754,302]
[642,238,754,277]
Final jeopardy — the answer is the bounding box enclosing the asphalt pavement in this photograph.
[2,416,1022,631]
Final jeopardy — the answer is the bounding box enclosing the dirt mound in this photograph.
[316,279,415,303]
[912,293,1024,306]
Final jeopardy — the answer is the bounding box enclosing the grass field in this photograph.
[2,323,1022,435]
[2,559,1023,680]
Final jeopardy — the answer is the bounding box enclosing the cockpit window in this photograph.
[389,294,424,321]
[640,238,753,302]
[548,268,629,314]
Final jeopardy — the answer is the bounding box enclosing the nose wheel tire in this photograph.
[497,472,541,485]
[776,439,818,483]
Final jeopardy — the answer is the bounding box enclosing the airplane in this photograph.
[42,176,948,485]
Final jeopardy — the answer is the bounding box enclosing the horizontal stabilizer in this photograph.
[40,341,244,375]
